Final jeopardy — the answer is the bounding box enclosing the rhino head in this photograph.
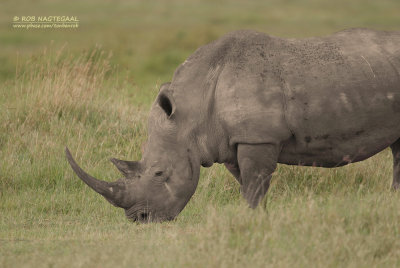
[66,82,203,223]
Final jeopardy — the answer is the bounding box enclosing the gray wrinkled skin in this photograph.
[67,28,400,223]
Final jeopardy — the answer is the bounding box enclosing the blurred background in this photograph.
[2,0,400,89]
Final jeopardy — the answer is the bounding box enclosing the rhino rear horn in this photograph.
[65,147,129,208]
[110,158,141,178]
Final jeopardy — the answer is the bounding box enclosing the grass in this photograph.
[1,0,400,267]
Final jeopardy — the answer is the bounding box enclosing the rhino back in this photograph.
[211,29,400,167]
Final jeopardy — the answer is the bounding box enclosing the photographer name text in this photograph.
[13,16,79,29]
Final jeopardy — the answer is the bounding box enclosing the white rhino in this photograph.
[67,28,400,222]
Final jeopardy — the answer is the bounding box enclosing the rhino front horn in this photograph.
[65,147,128,208]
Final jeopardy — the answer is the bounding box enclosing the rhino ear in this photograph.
[110,158,141,178]
[158,87,176,118]
[159,82,171,92]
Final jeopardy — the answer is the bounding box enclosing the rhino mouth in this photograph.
[125,206,175,223]
[125,206,152,222]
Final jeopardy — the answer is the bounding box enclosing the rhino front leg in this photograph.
[237,143,279,208]
[391,138,400,190]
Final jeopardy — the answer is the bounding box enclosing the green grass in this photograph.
[1,0,400,267]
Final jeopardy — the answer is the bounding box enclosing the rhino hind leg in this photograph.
[391,138,400,190]
[237,143,279,208]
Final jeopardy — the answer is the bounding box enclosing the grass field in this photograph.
[1,0,400,267]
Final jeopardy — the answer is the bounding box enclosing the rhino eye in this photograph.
[158,94,173,117]
[155,171,163,176]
